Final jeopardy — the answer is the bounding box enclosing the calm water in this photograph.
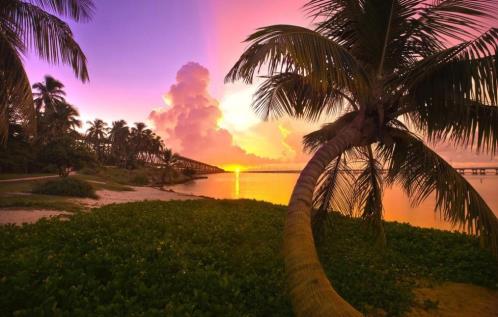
[168,172,498,231]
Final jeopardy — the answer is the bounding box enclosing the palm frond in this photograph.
[414,0,498,44]
[253,72,353,121]
[225,24,368,94]
[0,29,34,143]
[303,111,358,152]
[313,154,356,215]
[27,0,95,21]
[6,1,89,81]
[416,100,498,154]
[353,146,385,243]
[396,28,498,106]
[379,127,498,254]
[312,154,356,241]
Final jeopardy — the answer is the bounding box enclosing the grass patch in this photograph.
[90,167,153,186]
[32,177,97,198]
[0,195,83,213]
[0,200,496,316]
[73,174,133,192]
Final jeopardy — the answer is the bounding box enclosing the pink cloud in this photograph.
[148,62,275,166]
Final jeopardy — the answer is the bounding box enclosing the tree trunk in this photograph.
[284,124,364,317]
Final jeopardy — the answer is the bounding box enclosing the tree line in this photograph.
[1,76,175,175]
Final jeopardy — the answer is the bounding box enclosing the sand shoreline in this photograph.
[0,186,202,225]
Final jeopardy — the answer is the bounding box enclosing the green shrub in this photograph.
[32,177,97,198]
[79,166,99,175]
[130,174,149,186]
[0,200,496,316]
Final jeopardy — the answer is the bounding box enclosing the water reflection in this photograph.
[234,170,240,198]
[168,173,498,231]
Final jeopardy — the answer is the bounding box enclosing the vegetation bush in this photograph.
[32,177,97,198]
[38,137,97,176]
[130,174,149,186]
[79,166,100,175]
[0,200,496,316]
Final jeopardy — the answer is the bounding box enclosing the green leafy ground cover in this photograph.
[0,200,496,316]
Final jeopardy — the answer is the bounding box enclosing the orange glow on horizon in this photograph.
[221,164,248,172]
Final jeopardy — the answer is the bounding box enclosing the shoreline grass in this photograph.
[0,199,496,316]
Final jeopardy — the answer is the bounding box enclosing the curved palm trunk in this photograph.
[284,125,364,317]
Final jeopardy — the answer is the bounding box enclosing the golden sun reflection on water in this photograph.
[168,173,498,231]
[235,170,240,198]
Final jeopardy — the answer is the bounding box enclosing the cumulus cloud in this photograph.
[148,62,275,166]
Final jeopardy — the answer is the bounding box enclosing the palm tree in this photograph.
[226,1,498,315]
[45,102,82,135]
[159,148,178,184]
[32,76,66,115]
[0,0,94,142]
[86,119,108,161]
[109,120,130,166]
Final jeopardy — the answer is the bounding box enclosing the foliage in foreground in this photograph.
[0,200,497,316]
[32,177,97,199]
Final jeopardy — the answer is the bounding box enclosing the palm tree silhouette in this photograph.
[44,102,82,139]
[227,1,498,315]
[0,0,94,142]
[86,119,108,162]
[109,120,130,167]
[32,76,67,115]
[159,148,178,184]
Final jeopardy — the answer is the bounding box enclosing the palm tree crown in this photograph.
[227,1,498,315]
[0,0,94,142]
[32,75,66,115]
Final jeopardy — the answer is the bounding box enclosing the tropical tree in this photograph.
[159,148,179,184]
[109,120,130,167]
[0,0,94,142]
[85,119,108,161]
[41,102,81,141]
[32,76,66,116]
[226,0,498,315]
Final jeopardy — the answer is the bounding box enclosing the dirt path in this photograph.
[0,175,59,183]
[0,172,78,183]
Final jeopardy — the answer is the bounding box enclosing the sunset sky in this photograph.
[24,0,498,169]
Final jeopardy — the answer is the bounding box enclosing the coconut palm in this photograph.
[43,102,81,138]
[0,0,94,142]
[159,148,179,184]
[32,76,66,115]
[109,120,130,166]
[226,0,498,315]
[85,119,108,161]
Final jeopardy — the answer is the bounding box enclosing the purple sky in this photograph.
[25,0,214,124]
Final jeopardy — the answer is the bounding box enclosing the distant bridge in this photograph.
[244,167,498,175]
[173,155,224,174]
[454,167,498,175]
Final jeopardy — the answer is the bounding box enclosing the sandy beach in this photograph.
[0,186,201,225]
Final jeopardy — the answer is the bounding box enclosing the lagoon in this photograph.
[168,172,498,231]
